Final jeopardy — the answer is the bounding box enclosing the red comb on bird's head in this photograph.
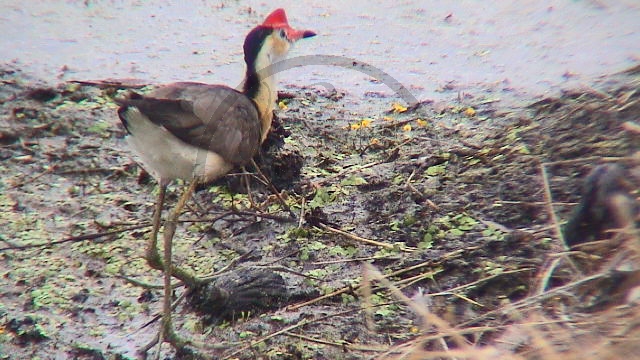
[263,8,289,28]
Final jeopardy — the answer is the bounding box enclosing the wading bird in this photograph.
[116,8,315,350]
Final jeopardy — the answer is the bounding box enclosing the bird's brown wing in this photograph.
[118,83,262,166]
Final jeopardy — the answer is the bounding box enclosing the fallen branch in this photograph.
[0,224,148,251]
[318,223,416,252]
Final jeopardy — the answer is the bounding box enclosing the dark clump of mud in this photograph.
[217,113,305,195]
[6,316,50,345]
[186,268,289,325]
[0,64,639,359]
[562,163,639,247]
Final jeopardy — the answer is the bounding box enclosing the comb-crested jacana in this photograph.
[116,8,315,350]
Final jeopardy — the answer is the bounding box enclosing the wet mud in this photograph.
[0,65,639,359]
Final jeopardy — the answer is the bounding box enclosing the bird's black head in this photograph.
[241,9,316,98]
[243,26,273,76]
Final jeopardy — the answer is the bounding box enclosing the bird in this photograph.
[115,8,315,350]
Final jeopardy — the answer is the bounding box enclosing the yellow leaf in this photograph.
[391,103,408,113]
[416,118,428,127]
[464,107,476,117]
[361,118,373,128]
[278,101,288,110]
[383,116,393,121]
[370,138,380,145]
[403,124,412,132]
[350,123,361,130]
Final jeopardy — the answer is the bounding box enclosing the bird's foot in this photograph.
[138,317,190,359]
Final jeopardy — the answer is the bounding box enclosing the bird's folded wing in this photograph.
[119,87,262,166]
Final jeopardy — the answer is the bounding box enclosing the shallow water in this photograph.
[2,0,639,103]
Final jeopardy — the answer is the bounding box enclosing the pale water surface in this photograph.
[1,0,639,103]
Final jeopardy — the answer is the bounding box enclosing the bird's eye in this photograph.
[279,29,287,39]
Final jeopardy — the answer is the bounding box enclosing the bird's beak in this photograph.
[287,28,317,41]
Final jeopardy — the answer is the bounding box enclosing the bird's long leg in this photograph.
[141,182,200,286]
[140,183,167,356]
[140,181,203,356]
[160,181,197,348]
[145,184,167,270]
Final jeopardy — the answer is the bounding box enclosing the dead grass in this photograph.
[358,145,640,360]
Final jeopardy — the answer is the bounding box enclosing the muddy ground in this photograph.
[0,64,639,360]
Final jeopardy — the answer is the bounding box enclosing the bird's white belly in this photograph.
[123,108,233,184]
